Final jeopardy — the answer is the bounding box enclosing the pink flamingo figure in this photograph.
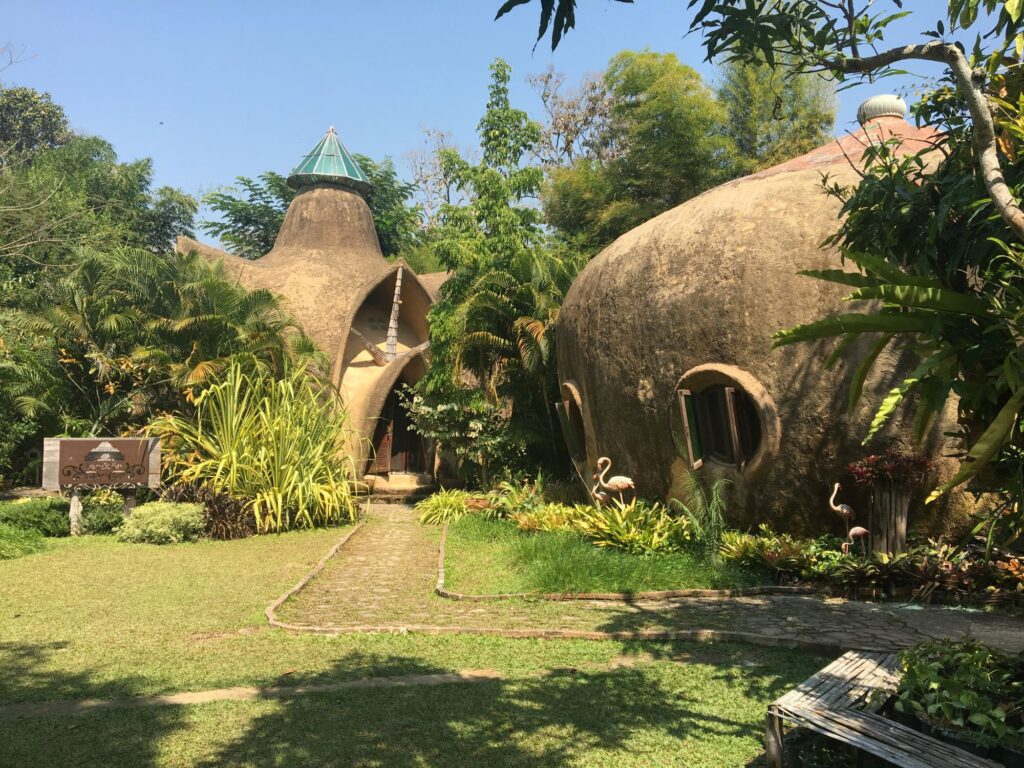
[596,456,636,504]
[842,526,870,556]
[829,482,855,536]
[590,474,610,507]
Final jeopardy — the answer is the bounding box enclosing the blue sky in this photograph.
[7,1,949,208]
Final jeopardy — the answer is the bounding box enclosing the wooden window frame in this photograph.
[724,386,746,471]
[676,389,704,470]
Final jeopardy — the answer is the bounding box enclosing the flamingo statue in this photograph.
[590,474,610,508]
[842,526,870,556]
[829,482,855,536]
[596,456,636,504]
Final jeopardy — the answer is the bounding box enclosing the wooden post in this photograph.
[386,267,403,361]
[123,488,137,516]
[69,490,82,536]
[765,711,784,768]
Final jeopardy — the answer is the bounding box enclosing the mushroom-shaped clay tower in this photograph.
[555,96,972,536]
[178,127,449,483]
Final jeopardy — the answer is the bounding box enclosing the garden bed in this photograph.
[440,515,765,596]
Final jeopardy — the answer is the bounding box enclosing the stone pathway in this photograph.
[276,504,1024,653]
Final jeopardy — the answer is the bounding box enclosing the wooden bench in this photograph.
[767,650,1001,768]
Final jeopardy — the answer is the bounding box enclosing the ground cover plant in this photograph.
[116,502,205,545]
[0,492,126,537]
[0,528,825,767]
[0,521,45,559]
[444,514,760,595]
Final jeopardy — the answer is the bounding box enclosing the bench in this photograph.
[767,650,1001,768]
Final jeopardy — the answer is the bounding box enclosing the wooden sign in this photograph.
[42,438,161,491]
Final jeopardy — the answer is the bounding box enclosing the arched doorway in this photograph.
[368,383,426,475]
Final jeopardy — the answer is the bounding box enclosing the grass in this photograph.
[444,515,763,595]
[0,523,826,766]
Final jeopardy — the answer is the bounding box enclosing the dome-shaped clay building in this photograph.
[178,128,448,489]
[556,97,971,538]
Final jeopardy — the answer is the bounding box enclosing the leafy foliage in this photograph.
[412,59,580,481]
[717,58,834,173]
[117,501,205,544]
[160,482,256,540]
[150,362,362,533]
[896,640,1024,750]
[0,246,318,442]
[0,85,69,155]
[543,51,735,251]
[0,521,45,559]
[0,498,70,537]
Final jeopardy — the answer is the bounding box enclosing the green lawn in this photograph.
[0,529,824,767]
[443,516,763,595]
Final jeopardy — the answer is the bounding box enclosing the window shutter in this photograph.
[724,386,745,470]
[554,400,583,460]
[676,389,704,470]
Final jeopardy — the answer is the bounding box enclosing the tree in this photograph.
[717,59,835,173]
[0,246,319,442]
[202,156,421,260]
[498,0,1024,527]
[201,172,294,259]
[414,59,580,481]
[528,66,611,166]
[0,85,69,156]
[542,50,736,252]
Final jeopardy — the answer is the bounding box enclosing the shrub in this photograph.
[117,502,205,544]
[82,489,127,534]
[150,362,363,533]
[0,498,70,537]
[161,482,256,540]
[569,500,690,555]
[719,525,807,578]
[0,522,46,559]
[417,489,474,525]
[896,640,1024,751]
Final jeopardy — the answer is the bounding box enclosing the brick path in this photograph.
[276,504,1024,653]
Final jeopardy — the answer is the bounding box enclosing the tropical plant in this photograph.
[0,246,320,440]
[569,499,691,555]
[0,521,45,559]
[415,488,475,525]
[149,361,362,533]
[116,501,205,545]
[670,476,729,560]
[509,502,580,533]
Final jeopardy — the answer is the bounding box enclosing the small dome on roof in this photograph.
[287,126,372,195]
[857,94,907,126]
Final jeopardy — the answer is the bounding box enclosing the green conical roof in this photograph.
[287,126,371,195]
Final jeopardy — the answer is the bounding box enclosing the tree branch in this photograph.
[828,41,1024,242]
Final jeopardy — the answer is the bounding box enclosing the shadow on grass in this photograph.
[0,641,188,767]
[197,660,756,767]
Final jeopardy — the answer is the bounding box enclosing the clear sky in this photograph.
[7,1,950,207]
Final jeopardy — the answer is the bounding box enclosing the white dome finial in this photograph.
[857,94,907,126]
